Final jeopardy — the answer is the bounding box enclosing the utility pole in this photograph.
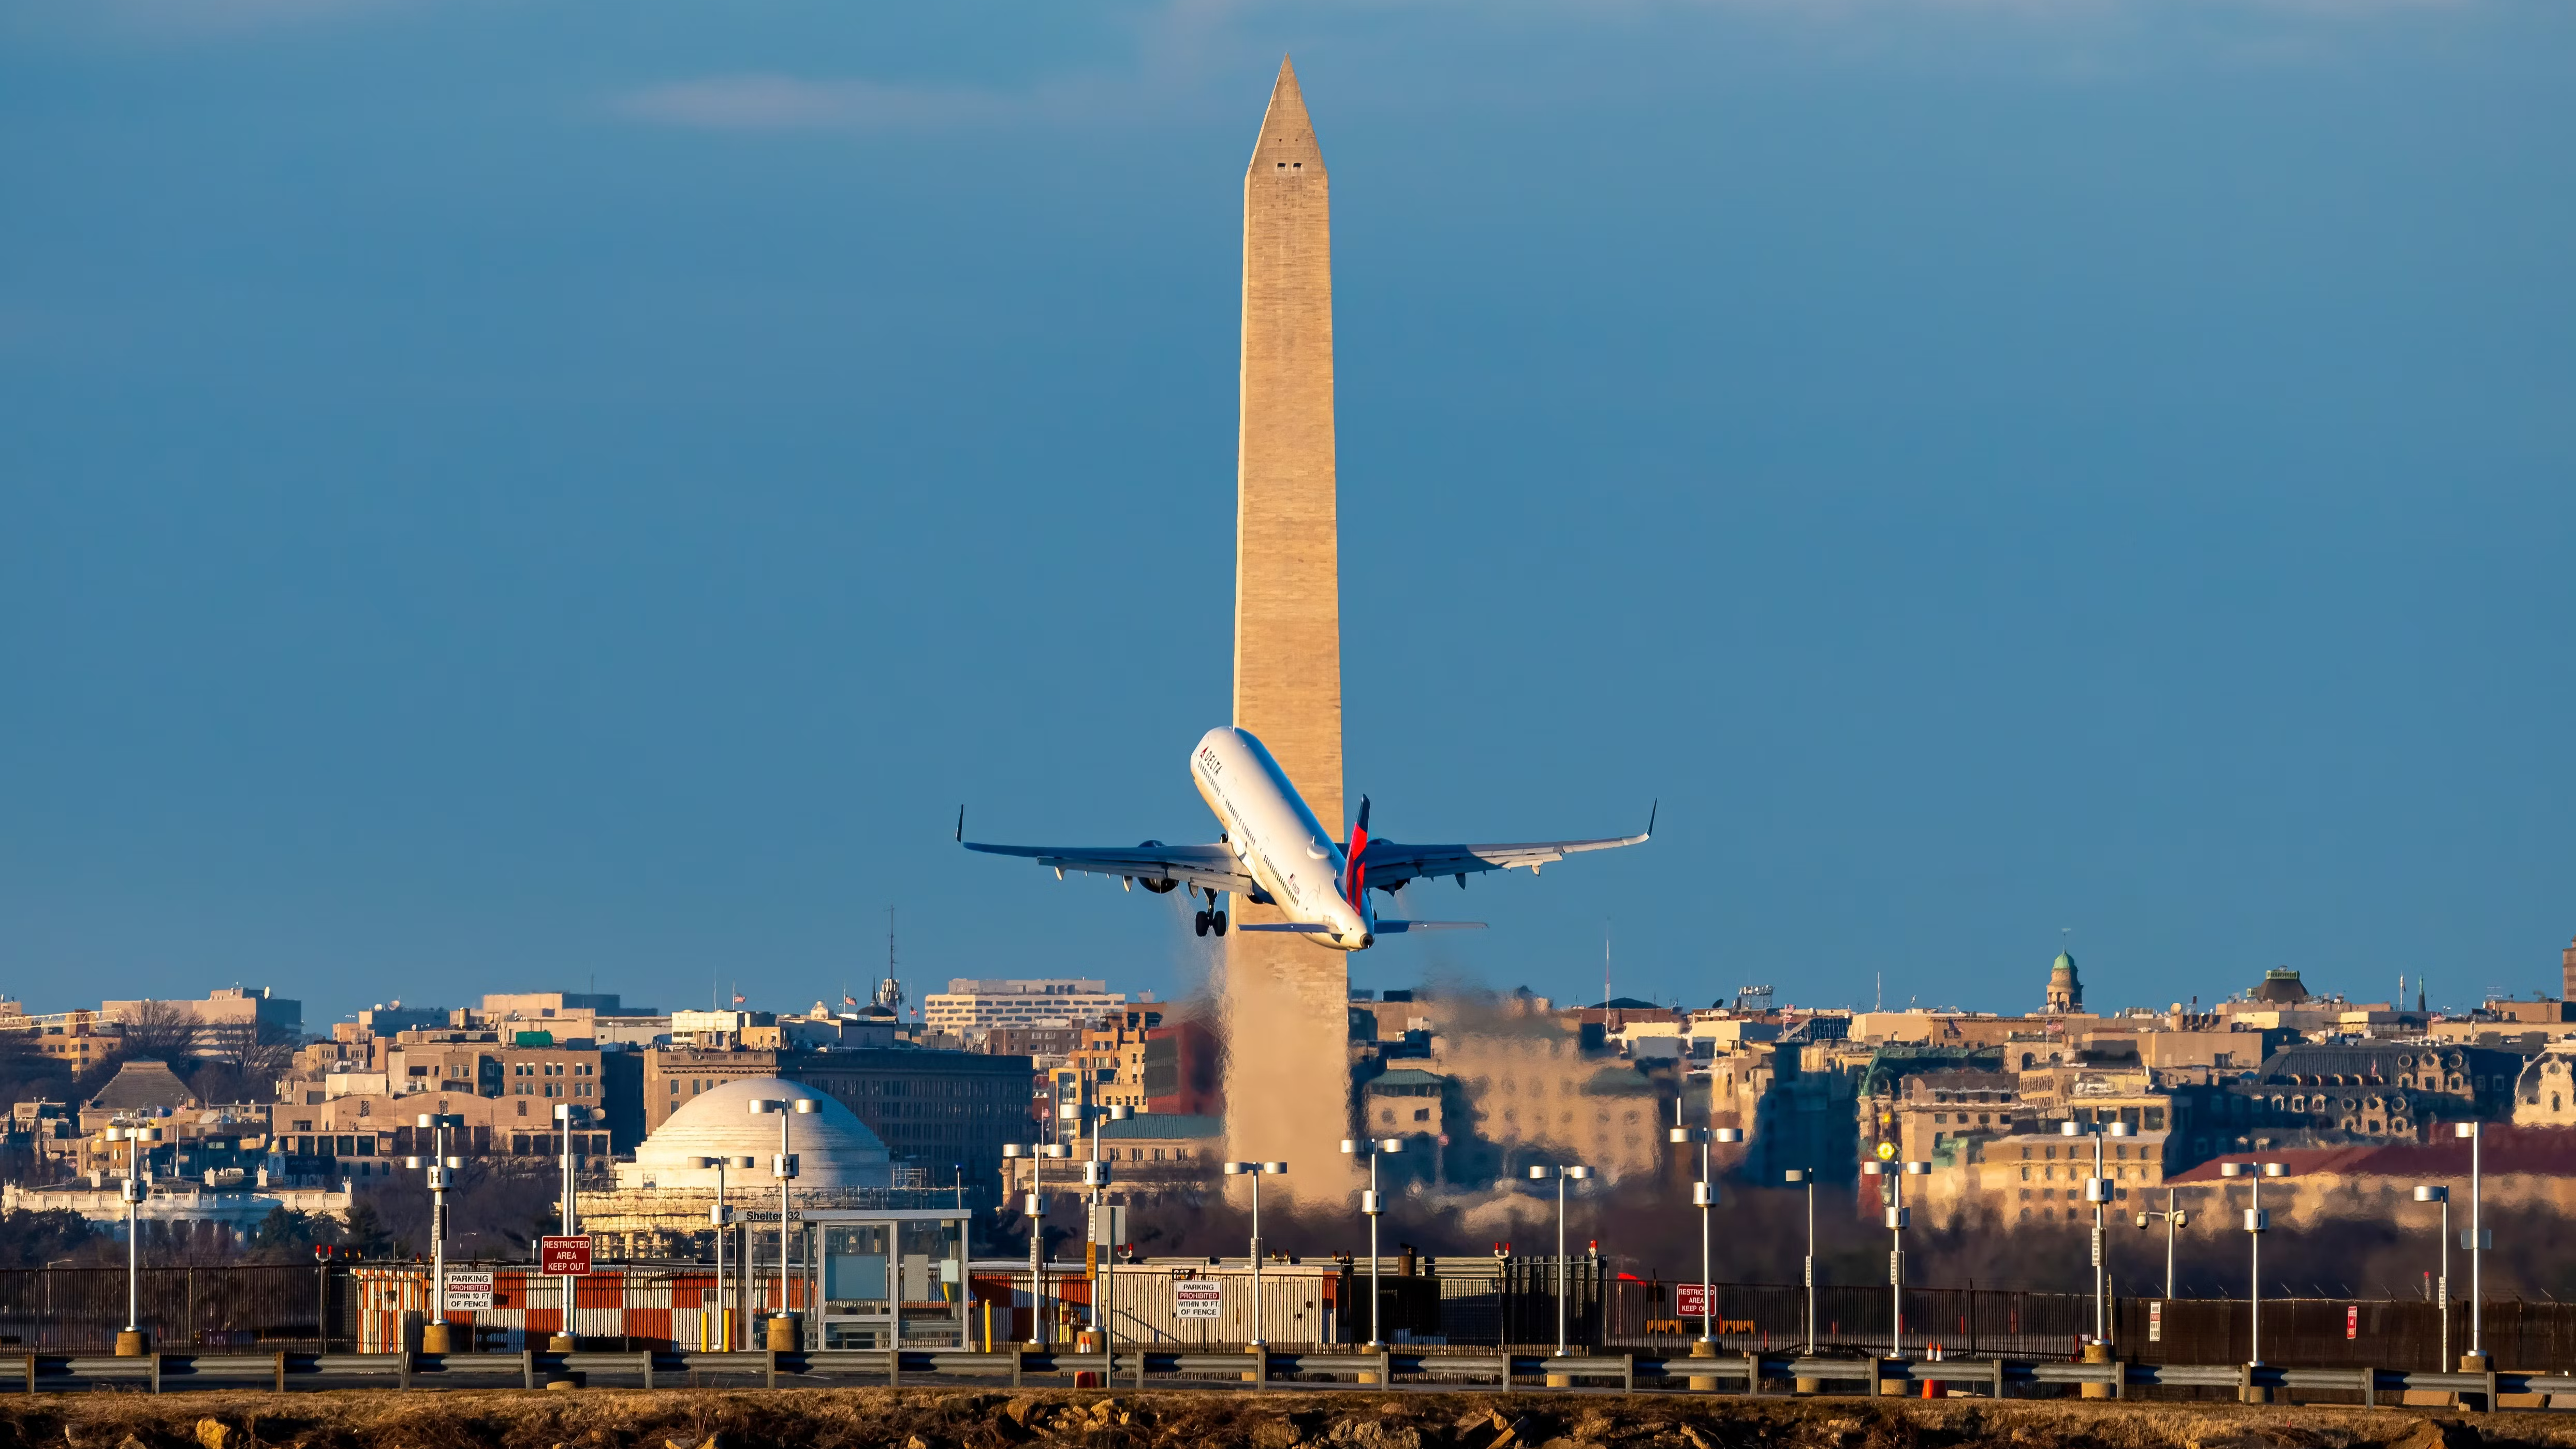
[406,1113,465,1353]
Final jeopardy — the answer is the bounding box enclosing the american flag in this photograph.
[731,993,744,1005]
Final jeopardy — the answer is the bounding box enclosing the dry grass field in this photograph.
[0,1388,2553,1449]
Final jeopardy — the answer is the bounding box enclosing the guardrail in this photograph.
[10,1348,2567,1410]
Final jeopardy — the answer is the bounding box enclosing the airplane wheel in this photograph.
[1212,910,1228,936]
[1193,911,1209,938]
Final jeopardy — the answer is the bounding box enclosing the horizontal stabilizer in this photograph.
[1372,920,1486,934]
[1234,922,1336,934]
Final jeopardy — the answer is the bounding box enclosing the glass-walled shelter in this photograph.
[804,1208,971,1348]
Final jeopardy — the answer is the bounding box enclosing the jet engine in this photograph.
[1135,841,1180,894]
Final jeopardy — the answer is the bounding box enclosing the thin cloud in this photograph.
[612,74,1090,134]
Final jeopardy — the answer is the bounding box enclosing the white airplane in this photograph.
[959,725,1653,952]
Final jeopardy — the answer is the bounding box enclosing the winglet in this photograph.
[955,805,965,843]
[1645,799,1658,840]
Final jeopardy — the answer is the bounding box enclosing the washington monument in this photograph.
[957,63,1652,1185]
[1224,57,1352,1194]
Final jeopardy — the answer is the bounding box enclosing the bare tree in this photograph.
[195,1021,297,1100]
[112,1000,201,1063]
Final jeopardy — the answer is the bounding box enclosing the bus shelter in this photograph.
[799,1208,972,1349]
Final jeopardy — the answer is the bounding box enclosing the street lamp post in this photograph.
[2219,1159,2287,1401]
[2455,1121,2487,1373]
[1340,1137,1404,1348]
[2412,1184,2450,1369]
[1220,1161,1288,1346]
[107,1124,159,1356]
[1526,1162,1593,1379]
[2062,1118,2133,1345]
[1069,1103,1136,1340]
[2133,1188,2187,1299]
[550,1103,593,1353]
[1667,1124,1744,1389]
[748,1097,817,1350]
[2063,1117,2132,1398]
[691,1153,754,1350]
[405,1113,466,1353]
[1783,1168,1818,1360]
[1862,1158,1930,1366]
[1002,1144,1053,1346]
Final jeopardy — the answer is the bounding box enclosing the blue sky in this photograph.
[2,1,2570,1030]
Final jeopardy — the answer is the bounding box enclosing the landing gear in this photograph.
[1193,907,1231,938]
[1193,910,1210,938]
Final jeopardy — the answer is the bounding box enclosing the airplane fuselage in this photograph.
[1188,726,1373,950]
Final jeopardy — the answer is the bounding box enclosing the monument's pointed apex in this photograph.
[1266,55,1307,120]
[1249,55,1323,176]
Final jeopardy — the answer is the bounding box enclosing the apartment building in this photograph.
[921,978,1125,1035]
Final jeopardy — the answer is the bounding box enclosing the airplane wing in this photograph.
[958,813,1255,892]
[1353,804,1656,890]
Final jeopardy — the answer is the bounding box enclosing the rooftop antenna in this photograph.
[1603,919,1612,1009]
[875,906,906,1016]
[1875,972,1882,1013]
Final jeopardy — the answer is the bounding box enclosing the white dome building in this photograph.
[613,1076,893,1191]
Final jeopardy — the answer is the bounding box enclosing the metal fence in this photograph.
[1614,1281,2099,1359]
[2124,1296,2576,1373]
[0,1266,341,1353]
[1418,1260,1608,1346]
[14,1260,2576,1377]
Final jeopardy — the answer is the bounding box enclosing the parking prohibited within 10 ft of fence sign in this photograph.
[1175,1280,1222,1320]
[445,1272,494,1311]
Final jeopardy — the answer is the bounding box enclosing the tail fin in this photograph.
[1343,795,1372,906]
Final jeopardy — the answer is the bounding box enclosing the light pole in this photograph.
[2062,1117,2133,1347]
[692,1153,754,1350]
[106,1124,159,1356]
[1067,1101,1136,1342]
[551,1103,593,1353]
[1526,1162,1593,1373]
[1340,1137,1404,1347]
[2133,1188,2187,1299]
[2455,1121,2487,1372]
[2412,1184,2450,1369]
[1667,1126,1743,1350]
[1784,1168,1818,1358]
[1220,1161,1287,1345]
[1861,1157,1929,1361]
[2219,1159,2286,1400]
[405,1113,465,1353]
[1002,1144,1056,1346]
[748,1096,817,1350]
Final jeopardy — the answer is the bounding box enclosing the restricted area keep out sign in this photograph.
[1174,1279,1222,1320]
[1675,1283,1710,1319]
[540,1235,594,1276]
